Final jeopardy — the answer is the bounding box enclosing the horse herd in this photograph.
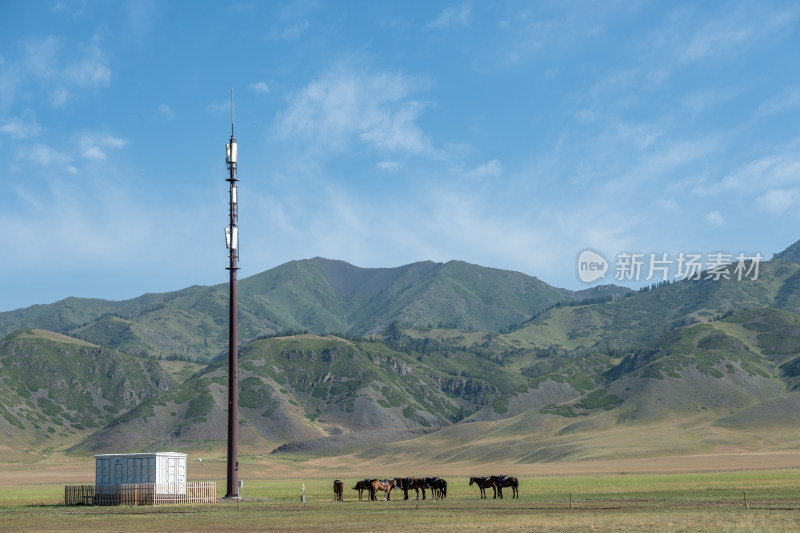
[331,475,519,501]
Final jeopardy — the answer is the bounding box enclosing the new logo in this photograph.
[577,250,608,283]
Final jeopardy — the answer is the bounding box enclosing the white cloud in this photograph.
[467,159,503,180]
[100,134,126,149]
[680,86,743,116]
[358,101,428,153]
[705,210,725,226]
[757,189,800,214]
[23,37,62,78]
[0,110,41,139]
[82,146,107,160]
[0,175,218,280]
[701,149,800,195]
[612,121,662,150]
[65,55,111,87]
[156,103,174,119]
[274,66,432,155]
[681,16,754,63]
[52,1,88,17]
[250,81,269,94]
[428,4,472,28]
[757,87,800,116]
[123,0,160,40]
[655,198,680,212]
[605,138,718,194]
[377,160,403,173]
[50,86,70,107]
[243,178,639,292]
[1,35,112,110]
[76,131,127,161]
[77,132,127,149]
[268,21,311,40]
[26,144,71,166]
[650,4,800,66]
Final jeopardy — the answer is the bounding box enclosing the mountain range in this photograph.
[2,244,800,464]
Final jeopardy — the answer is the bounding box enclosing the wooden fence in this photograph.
[65,482,216,506]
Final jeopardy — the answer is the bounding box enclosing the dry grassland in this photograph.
[3,450,800,487]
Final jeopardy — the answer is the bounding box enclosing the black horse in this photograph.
[490,475,519,499]
[333,479,343,501]
[395,477,428,500]
[394,477,413,500]
[432,478,447,499]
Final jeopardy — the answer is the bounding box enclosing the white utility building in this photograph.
[95,452,187,492]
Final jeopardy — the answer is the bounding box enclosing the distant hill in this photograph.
[347,306,800,464]
[507,254,800,352]
[774,240,800,264]
[4,242,800,463]
[0,258,625,362]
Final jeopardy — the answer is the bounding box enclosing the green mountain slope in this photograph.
[358,307,800,464]
[0,258,608,362]
[602,320,783,423]
[0,329,172,452]
[508,256,799,352]
[71,332,584,456]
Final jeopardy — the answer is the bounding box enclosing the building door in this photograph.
[113,462,123,484]
[167,458,177,484]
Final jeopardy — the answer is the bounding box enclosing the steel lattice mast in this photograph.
[224,89,240,498]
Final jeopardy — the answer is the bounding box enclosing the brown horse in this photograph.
[469,476,497,499]
[352,479,374,501]
[333,479,343,501]
[370,479,397,501]
[490,475,519,499]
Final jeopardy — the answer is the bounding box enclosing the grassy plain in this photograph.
[3,453,800,531]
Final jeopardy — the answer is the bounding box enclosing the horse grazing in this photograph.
[469,476,497,499]
[352,478,374,501]
[490,475,519,499]
[370,479,397,501]
[333,479,343,501]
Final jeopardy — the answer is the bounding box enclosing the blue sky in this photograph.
[2,1,800,312]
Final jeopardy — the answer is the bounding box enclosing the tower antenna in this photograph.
[224,88,240,499]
